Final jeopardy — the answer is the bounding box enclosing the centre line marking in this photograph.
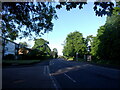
[64,73,76,83]
[43,66,46,75]
[47,66,58,89]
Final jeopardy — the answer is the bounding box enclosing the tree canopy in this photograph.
[52,48,58,58]
[1,1,115,40]
[62,31,87,58]
[32,38,51,56]
[85,35,94,53]
[90,5,120,62]
[19,42,28,48]
[2,2,57,40]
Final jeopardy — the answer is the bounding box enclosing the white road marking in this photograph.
[64,73,76,83]
[46,66,58,89]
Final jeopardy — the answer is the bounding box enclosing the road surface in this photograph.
[2,59,120,89]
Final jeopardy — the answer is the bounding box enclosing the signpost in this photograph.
[76,52,78,61]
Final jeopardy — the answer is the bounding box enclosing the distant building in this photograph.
[1,36,19,60]
[0,36,31,60]
[18,48,31,55]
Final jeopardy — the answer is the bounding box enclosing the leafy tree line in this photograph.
[63,2,120,64]
[19,38,58,60]
[90,4,120,64]
[62,31,89,59]
[1,1,115,40]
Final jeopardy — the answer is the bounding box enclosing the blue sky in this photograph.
[15,2,107,55]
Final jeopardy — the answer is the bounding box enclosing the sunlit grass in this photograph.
[67,57,74,61]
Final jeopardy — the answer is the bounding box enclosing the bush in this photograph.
[4,54,15,60]
[18,49,52,60]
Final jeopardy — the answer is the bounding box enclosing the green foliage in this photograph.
[26,38,52,60]
[3,54,15,60]
[93,2,114,16]
[2,2,115,40]
[63,31,87,58]
[56,2,114,16]
[52,48,58,58]
[91,6,120,63]
[32,38,51,56]
[53,48,58,53]
[27,49,47,60]
[28,49,40,57]
[85,35,94,53]
[19,42,28,48]
[2,2,57,40]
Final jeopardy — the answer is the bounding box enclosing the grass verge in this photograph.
[2,60,42,66]
[77,58,120,70]
[67,57,74,61]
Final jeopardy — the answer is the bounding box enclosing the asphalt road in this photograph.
[2,59,120,89]
[49,59,120,88]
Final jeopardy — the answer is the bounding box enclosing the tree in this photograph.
[52,48,58,58]
[19,42,28,48]
[63,31,87,59]
[56,1,114,16]
[2,2,57,40]
[32,38,51,56]
[90,26,105,59]
[85,35,94,53]
[90,4,120,62]
[1,1,115,40]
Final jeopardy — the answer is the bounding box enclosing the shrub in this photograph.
[4,54,15,60]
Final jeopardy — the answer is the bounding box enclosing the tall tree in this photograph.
[63,31,87,58]
[85,35,94,53]
[32,38,51,56]
[52,48,58,58]
[90,26,105,59]
[90,3,120,62]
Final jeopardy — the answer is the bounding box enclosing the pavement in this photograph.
[2,59,120,89]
